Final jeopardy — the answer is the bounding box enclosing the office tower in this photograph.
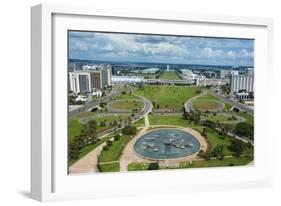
[230,74,254,94]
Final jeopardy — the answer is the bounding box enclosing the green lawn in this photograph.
[198,93,232,110]
[132,117,145,126]
[113,93,141,100]
[98,162,120,172]
[192,100,223,111]
[204,113,241,124]
[237,111,254,126]
[110,100,144,111]
[135,85,197,110]
[69,114,130,142]
[98,135,131,163]
[197,127,233,155]
[148,114,200,128]
[179,156,253,168]
[69,134,114,166]
[128,162,149,171]
[128,156,253,171]
[159,71,181,80]
[69,118,84,141]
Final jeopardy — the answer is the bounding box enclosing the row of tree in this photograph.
[69,120,98,161]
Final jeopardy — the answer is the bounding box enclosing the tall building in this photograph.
[69,65,112,93]
[78,74,90,92]
[101,65,112,88]
[90,71,102,90]
[230,74,254,94]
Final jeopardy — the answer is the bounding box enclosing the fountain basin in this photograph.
[133,128,201,160]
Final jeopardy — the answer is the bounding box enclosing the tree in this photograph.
[235,122,254,139]
[211,145,224,157]
[148,162,159,170]
[220,124,231,136]
[228,139,246,157]
[122,125,137,135]
[113,120,118,131]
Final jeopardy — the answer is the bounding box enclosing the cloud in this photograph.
[68,31,254,66]
[201,47,223,58]
[239,49,253,58]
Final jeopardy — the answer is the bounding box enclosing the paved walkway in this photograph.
[119,113,151,171]
[184,91,207,112]
[69,138,113,174]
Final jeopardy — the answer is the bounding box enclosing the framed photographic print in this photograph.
[31,3,274,201]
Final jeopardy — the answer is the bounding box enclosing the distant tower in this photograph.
[167,65,170,71]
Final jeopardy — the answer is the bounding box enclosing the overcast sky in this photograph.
[69,31,254,66]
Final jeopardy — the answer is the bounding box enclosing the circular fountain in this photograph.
[133,128,200,160]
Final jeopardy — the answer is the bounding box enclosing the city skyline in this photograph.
[69,31,254,67]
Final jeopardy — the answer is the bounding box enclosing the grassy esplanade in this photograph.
[110,100,144,111]
[136,85,197,110]
[192,100,223,111]
[159,71,181,80]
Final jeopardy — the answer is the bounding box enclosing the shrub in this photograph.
[211,145,224,157]
[235,122,254,139]
[106,140,113,146]
[122,125,137,135]
[228,139,246,157]
[148,162,159,170]
[114,134,120,141]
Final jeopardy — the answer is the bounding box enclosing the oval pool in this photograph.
[133,128,200,160]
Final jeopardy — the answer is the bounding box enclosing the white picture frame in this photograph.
[31,3,274,202]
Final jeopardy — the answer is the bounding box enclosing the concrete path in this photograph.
[69,138,113,174]
[184,91,207,112]
[119,113,150,172]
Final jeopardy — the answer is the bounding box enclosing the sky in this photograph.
[69,31,254,67]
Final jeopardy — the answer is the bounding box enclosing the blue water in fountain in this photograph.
[134,129,200,160]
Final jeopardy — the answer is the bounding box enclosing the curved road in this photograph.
[208,90,254,116]
[184,91,207,113]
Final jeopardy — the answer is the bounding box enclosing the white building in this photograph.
[230,74,254,94]
[180,69,199,80]
[101,65,112,88]
[69,72,91,93]
[235,92,250,100]
[112,75,144,83]
[69,65,112,94]
[75,95,89,102]
[166,65,170,71]
[92,90,102,97]
[196,78,229,87]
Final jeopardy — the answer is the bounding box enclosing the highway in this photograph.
[68,89,121,118]
[208,90,254,116]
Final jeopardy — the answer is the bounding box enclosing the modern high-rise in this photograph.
[90,71,102,90]
[101,65,112,88]
[230,74,254,94]
[68,65,112,94]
